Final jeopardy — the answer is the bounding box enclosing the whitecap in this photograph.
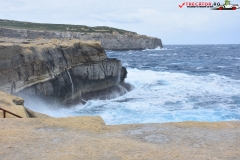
[122,62,129,67]
[149,54,159,56]
[142,46,172,51]
[25,68,240,125]
[217,66,226,68]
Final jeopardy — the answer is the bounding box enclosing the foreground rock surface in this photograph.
[1,86,239,159]
[0,27,163,50]
[0,38,128,103]
[0,117,239,160]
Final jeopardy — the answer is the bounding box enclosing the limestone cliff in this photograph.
[0,38,128,104]
[0,27,163,50]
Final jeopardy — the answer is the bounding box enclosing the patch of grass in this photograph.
[0,19,137,34]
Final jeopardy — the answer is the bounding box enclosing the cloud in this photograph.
[0,0,239,44]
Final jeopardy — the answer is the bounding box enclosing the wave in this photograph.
[25,68,240,124]
[142,46,172,51]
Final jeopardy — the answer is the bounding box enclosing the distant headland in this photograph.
[0,19,163,50]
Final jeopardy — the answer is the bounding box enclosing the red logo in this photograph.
[179,2,185,8]
[179,2,212,8]
[178,1,240,10]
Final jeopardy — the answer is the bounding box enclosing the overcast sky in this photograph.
[1,0,240,44]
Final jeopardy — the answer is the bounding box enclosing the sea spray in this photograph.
[66,69,74,98]
[79,69,240,124]
[23,45,240,124]
[24,68,240,124]
[117,84,128,93]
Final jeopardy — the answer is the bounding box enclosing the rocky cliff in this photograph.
[0,27,163,50]
[0,37,128,104]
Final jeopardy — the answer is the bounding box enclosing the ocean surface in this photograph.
[29,45,240,125]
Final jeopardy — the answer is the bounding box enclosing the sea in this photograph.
[27,44,240,125]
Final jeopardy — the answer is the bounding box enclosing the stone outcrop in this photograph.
[24,107,51,118]
[0,38,129,104]
[0,91,51,118]
[0,27,163,50]
[0,91,29,118]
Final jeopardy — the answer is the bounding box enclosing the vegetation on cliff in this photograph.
[0,19,137,34]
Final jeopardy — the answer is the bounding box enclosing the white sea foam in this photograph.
[149,54,159,56]
[122,62,129,67]
[67,69,74,98]
[28,68,240,124]
[142,47,172,51]
[124,68,240,103]
[217,66,226,68]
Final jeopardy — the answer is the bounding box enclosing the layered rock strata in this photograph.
[0,38,128,104]
[0,27,163,50]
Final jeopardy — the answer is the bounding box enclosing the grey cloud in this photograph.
[0,0,239,44]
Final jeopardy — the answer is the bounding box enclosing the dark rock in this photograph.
[12,98,24,105]
[0,38,129,105]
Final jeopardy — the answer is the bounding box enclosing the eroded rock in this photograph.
[0,38,129,104]
[0,27,163,50]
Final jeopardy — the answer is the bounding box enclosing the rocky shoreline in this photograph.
[0,20,161,105]
[0,37,130,105]
[1,92,240,159]
[0,27,163,50]
[1,21,239,160]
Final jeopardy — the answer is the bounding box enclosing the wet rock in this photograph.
[0,38,129,104]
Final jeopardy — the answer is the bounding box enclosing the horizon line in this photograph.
[163,43,240,45]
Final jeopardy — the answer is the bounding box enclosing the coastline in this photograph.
[1,91,239,159]
[0,20,239,160]
[0,27,163,50]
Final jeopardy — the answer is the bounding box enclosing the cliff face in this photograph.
[0,28,163,50]
[0,38,128,104]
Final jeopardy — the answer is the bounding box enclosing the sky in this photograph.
[0,0,240,44]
